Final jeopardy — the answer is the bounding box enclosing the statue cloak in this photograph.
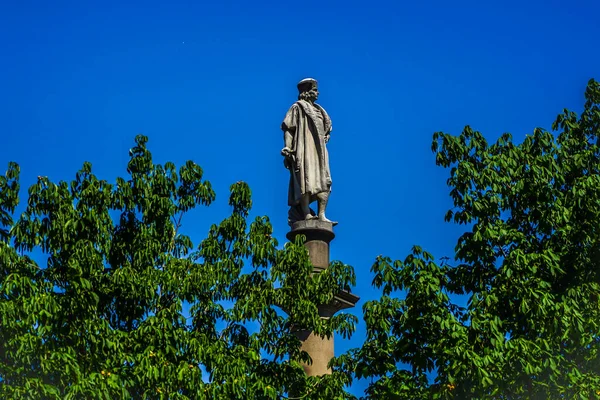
[281,100,333,207]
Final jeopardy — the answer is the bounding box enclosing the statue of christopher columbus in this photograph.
[281,78,337,226]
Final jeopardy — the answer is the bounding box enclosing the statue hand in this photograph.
[325,134,330,143]
[281,147,293,157]
[283,157,291,170]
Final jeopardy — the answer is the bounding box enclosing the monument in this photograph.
[281,78,359,376]
[281,77,336,226]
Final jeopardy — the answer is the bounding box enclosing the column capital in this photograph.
[286,219,335,243]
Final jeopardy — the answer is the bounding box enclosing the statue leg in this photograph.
[316,191,337,225]
[300,193,315,220]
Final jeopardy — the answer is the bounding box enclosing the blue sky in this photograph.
[1,0,599,395]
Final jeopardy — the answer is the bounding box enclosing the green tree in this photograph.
[340,79,600,399]
[0,135,357,399]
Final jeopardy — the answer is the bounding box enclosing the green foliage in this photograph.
[7,81,599,400]
[0,135,357,399]
[341,79,600,399]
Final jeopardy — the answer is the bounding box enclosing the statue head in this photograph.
[297,78,319,102]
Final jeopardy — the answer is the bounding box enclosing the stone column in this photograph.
[286,220,359,376]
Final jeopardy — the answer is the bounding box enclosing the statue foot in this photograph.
[318,215,338,226]
[304,214,318,220]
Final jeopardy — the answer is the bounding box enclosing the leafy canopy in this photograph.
[340,79,600,399]
[0,135,357,399]
[3,79,600,400]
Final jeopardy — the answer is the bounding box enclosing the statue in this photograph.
[281,78,337,226]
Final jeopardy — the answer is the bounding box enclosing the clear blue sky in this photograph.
[1,0,599,394]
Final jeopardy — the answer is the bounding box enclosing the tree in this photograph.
[4,80,600,400]
[0,135,357,399]
[340,79,600,399]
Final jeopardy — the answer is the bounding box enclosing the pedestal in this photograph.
[286,219,335,272]
[286,220,359,376]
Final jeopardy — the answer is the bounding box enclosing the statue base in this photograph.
[286,219,334,272]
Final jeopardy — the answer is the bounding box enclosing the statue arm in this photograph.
[281,104,298,155]
[283,130,293,150]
